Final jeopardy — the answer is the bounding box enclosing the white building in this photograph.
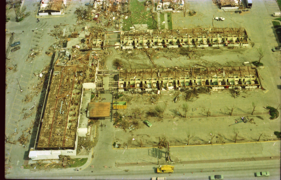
[38,0,67,16]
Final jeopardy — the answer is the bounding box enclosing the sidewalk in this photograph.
[114,141,280,165]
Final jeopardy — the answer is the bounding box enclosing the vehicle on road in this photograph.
[272,46,281,52]
[255,171,270,177]
[11,46,20,52]
[151,177,166,180]
[272,12,281,17]
[143,120,152,127]
[156,165,174,173]
[10,41,20,47]
[246,0,252,9]
[214,17,225,21]
[93,14,99,21]
[209,175,224,180]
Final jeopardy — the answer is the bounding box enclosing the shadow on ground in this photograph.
[24,52,56,160]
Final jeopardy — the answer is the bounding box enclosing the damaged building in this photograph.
[29,48,99,160]
[66,26,106,51]
[117,67,262,92]
[156,0,185,12]
[217,0,241,10]
[39,0,67,16]
[115,28,250,50]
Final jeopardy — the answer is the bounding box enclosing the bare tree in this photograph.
[258,133,263,141]
[235,133,238,143]
[230,107,235,116]
[257,47,264,63]
[218,134,225,144]
[210,134,215,145]
[187,134,194,145]
[182,103,188,118]
[139,139,143,147]
[251,102,256,115]
[207,109,211,117]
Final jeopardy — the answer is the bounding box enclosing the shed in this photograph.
[88,102,111,118]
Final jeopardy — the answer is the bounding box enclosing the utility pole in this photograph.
[17,78,23,92]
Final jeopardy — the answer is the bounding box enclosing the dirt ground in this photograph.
[113,89,280,147]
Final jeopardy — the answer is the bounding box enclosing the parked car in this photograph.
[255,171,270,177]
[143,120,152,127]
[272,46,281,52]
[10,41,20,47]
[209,175,223,180]
[11,46,20,52]
[93,13,99,21]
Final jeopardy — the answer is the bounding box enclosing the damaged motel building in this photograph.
[28,34,101,160]
[117,67,262,92]
[38,0,67,16]
[115,28,250,50]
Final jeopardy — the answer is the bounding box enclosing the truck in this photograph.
[156,165,174,173]
[273,12,281,17]
[151,177,166,180]
[246,0,252,9]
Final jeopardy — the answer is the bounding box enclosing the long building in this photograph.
[115,28,250,50]
[29,50,99,160]
[118,67,262,92]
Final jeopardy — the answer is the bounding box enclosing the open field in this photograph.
[123,0,157,30]
[112,90,280,148]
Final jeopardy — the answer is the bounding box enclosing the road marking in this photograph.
[5,127,15,132]
[19,79,30,84]
[8,123,18,128]
[12,108,21,113]
[15,98,23,102]
[21,72,31,77]
[16,93,25,98]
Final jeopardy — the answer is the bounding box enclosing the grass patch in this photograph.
[160,13,165,29]
[266,106,279,119]
[275,27,281,42]
[23,158,88,169]
[91,93,95,100]
[167,12,173,30]
[272,21,281,28]
[68,158,87,167]
[252,61,263,67]
[277,0,281,10]
[123,0,157,31]
[274,131,281,138]
[275,18,281,21]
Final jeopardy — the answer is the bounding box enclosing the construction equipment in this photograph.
[156,165,174,173]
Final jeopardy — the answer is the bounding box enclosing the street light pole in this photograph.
[17,78,23,92]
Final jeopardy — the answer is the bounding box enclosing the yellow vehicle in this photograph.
[156,165,174,173]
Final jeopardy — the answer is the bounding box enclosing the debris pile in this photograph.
[18,133,28,146]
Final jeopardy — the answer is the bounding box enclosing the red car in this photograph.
[93,14,99,21]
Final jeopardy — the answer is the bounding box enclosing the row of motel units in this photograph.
[156,0,185,11]
[39,0,67,16]
[118,67,262,92]
[115,28,249,50]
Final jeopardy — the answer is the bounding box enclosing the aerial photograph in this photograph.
[5,0,281,179]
